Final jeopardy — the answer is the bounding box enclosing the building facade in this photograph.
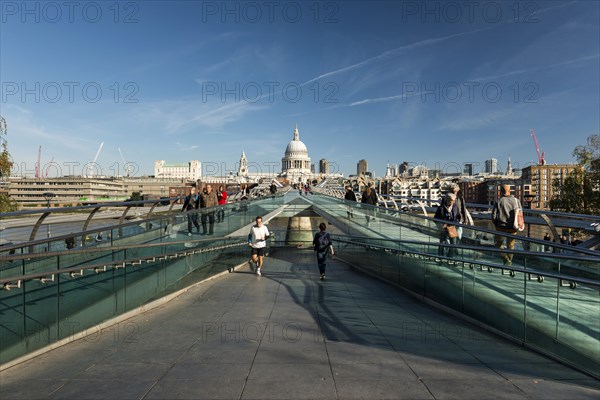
[154,160,201,180]
[319,159,329,174]
[8,177,126,206]
[357,159,368,176]
[521,164,577,209]
[464,163,474,176]
[484,158,498,175]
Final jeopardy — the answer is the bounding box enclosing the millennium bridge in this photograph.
[0,187,598,399]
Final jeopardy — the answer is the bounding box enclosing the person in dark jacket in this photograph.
[491,185,522,266]
[313,222,332,280]
[200,185,219,235]
[434,193,461,259]
[360,183,378,226]
[450,183,473,240]
[181,186,199,236]
[344,186,357,218]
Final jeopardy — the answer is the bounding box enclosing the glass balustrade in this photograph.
[1,191,598,378]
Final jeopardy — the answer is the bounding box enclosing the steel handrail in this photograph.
[333,237,600,287]
[0,240,247,287]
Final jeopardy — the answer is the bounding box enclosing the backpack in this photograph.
[315,232,331,252]
[512,198,525,232]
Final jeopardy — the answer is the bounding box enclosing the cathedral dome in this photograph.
[281,125,311,182]
[285,138,308,155]
[285,126,308,155]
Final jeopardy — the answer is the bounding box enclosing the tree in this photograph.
[550,134,600,215]
[574,134,600,214]
[129,192,142,201]
[0,117,17,212]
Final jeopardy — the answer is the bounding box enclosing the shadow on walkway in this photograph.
[1,249,598,399]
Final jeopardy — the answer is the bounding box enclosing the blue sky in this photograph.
[1,0,598,178]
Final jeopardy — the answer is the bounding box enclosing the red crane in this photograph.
[530,129,546,165]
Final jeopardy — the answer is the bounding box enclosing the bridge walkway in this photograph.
[1,249,597,399]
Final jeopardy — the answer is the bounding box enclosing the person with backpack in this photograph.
[491,185,522,266]
[181,186,199,236]
[313,222,333,280]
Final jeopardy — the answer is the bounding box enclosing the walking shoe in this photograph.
[256,268,261,276]
[320,274,325,280]
[187,232,192,237]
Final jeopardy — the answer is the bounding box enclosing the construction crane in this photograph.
[87,142,104,177]
[35,146,42,178]
[118,147,131,177]
[45,157,54,177]
[530,129,546,165]
[0,116,7,140]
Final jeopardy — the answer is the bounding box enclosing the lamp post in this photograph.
[42,192,54,239]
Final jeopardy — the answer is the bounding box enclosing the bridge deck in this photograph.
[1,250,597,399]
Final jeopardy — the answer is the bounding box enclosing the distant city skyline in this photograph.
[1,1,598,178]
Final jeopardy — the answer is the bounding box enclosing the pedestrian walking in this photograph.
[181,186,200,236]
[239,184,249,211]
[344,185,357,218]
[217,185,227,222]
[65,235,76,249]
[491,185,522,266]
[313,222,333,280]
[200,185,219,235]
[434,194,461,260]
[543,232,551,252]
[450,183,473,240]
[248,216,270,276]
[360,183,378,226]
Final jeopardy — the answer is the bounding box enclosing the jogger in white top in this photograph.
[248,216,270,275]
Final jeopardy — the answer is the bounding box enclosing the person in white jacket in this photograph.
[248,216,270,275]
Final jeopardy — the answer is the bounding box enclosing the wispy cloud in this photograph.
[471,54,599,81]
[435,110,511,132]
[349,92,422,107]
[300,27,496,87]
[299,0,579,88]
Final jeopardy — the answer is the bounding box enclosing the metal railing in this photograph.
[328,233,599,379]
[2,190,598,378]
